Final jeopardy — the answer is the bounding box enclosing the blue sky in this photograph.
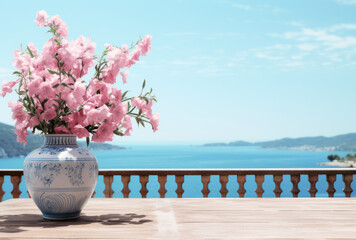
[1,0,356,145]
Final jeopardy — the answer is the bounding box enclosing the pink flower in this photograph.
[44,100,59,110]
[122,116,132,136]
[131,98,153,118]
[1,80,17,97]
[91,121,115,142]
[28,77,41,97]
[131,96,146,109]
[102,46,130,84]
[138,35,152,56]
[34,10,48,27]
[54,125,71,134]
[15,114,30,130]
[142,100,153,118]
[13,128,28,146]
[27,42,38,56]
[71,124,89,138]
[83,105,111,126]
[8,101,25,120]
[37,81,55,101]
[111,88,122,102]
[66,80,86,110]
[13,50,31,73]
[40,107,56,121]
[28,116,40,128]
[48,15,68,37]
[150,112,159,132]
[110,102,127,124]
[120,70,129,84]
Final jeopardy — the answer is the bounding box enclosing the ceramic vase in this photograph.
[23,134,98,220]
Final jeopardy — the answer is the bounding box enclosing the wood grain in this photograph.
[1,198,356,239]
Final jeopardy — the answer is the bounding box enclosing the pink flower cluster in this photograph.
[1,10,159,145]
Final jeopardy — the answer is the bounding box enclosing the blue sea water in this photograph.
[0,146,353,200]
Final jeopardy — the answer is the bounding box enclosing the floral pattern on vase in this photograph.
[24,134,98,220]
[38,147,66,155]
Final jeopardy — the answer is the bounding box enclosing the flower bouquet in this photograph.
[0,10,159,220]
[1,10,159,145]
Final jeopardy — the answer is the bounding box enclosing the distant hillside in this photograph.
[0,122,125,158]
[202,133,356,152]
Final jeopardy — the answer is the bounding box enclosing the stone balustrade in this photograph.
[0,168,355,201]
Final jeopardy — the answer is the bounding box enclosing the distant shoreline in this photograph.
[318,161,356,168]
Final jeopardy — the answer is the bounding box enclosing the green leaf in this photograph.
[27,46,35,58]
[142,79,146,90]
[12,71,21,75]
[54,39,61,46]
[114,129,125,136]
[86,137,90,147]
[140,119,145,127]
[48,69,59,75]
[122,90,129,99]
[52,99,61,104]
[52,84,60,88]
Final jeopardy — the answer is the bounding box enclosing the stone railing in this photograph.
[1,168,356,201]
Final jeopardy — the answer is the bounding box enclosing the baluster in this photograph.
[103,175,114,198]
[219,175,229,198]
[10,175,21,198]
[0,176,4,202]
[139,175,149,198]
[255,175,264,198]
[175,175,184,198]
[158,175,167,198]
[308,174,318,197]
[290,174,300,198]
[343,174,353,197]
[273,175,283,197]
[237,175,246,198]
[326,174,336,197]
[201,175,210,198]
[91,191,95,198]
[121,175,131,198]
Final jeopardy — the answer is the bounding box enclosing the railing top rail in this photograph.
[2,168,356,176]
[98,168,356,175]
[0,168,356,176]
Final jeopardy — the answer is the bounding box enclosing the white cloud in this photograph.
[0,67,13,79]
[196,65,225,76]
[297,43,318,51]
[294,28,356,50]
[166,32,199,37]
[328,24,356,32]
[265,44,292,50]
[231,3,251,10]
[282,61,303,67]
[291,53,309,60]
[171,60,199,66]
[255,52,283,60]
[336,0,356,5]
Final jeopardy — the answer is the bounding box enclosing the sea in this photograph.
[0,145,353,200]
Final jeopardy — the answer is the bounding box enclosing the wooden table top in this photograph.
[1,198,356,239]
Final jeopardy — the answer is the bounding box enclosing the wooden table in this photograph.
[1,198,356,239]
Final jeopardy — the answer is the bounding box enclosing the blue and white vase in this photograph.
[23,134,98,220]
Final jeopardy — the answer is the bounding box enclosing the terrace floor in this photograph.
[1,198,356,239]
